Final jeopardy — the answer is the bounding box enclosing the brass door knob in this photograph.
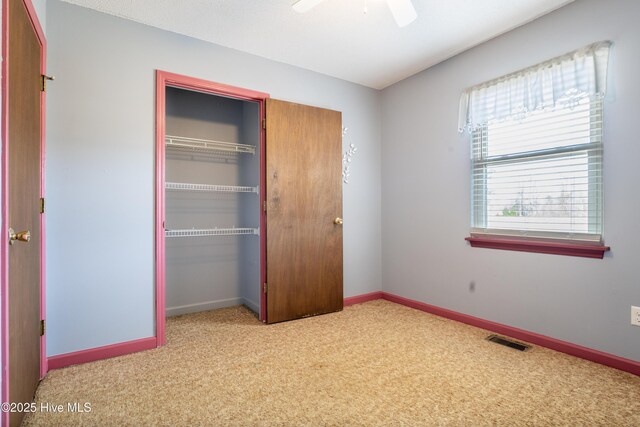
[333,217,343,225]
[9,228,30,245]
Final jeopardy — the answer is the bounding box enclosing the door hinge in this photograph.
[40,197,45,214]
[263,200,267,213]
[41,75,55,92]
[40,319,45,336]
[263,282,267,294]
[262,119,266,130]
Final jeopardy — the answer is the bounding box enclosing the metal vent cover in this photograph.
[486,334,531,351]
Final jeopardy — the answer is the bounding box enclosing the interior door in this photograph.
[7,0,44,425]
[265,99,343,324]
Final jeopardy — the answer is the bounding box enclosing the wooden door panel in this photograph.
[8,0,42,425]
[266,99,343,324]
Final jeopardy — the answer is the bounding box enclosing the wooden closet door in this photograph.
[7,0,44,425]
[265,99,343,324]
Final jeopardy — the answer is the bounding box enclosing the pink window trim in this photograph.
[465,236,610,259]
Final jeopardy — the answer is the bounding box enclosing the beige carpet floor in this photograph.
[24,300,640,426]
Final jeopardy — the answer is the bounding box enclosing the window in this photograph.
[459,42,611,257]
[473,97,602,240]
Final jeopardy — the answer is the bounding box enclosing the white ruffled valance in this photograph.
[458,41,611,132]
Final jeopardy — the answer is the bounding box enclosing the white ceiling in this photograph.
[59,0,574,89]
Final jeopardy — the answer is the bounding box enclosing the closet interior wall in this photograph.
[165,87,261,317]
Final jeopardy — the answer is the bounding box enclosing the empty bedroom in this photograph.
[1,0,639,425]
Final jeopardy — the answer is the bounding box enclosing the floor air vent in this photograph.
[486,334,531,351]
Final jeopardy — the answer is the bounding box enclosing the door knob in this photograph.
[333,217,343,225]
[9,228,30,245]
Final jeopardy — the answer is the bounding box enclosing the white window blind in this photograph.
[460,42,611,243]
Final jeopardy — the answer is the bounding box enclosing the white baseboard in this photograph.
[167,297,244,317]
[242,298,259,315]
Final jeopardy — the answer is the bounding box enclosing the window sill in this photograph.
[465,236,610,259]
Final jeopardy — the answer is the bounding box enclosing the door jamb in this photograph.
[155,70,269,346]
[1,0,47,423]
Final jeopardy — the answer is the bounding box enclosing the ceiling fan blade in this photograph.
[292,0,328,13]
[386,0,417,27]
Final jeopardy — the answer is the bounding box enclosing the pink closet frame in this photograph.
[155,71,269,345]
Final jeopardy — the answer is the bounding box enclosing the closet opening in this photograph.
[156,71,269,345]
[156,70,344,342]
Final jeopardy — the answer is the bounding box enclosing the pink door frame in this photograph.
[1,0,48,424]
[155,70,269,345]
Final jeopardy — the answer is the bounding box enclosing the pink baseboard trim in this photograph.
[380,292,640,376]
[46,294,640,377]
[344,292,383,306]
[47,337,157,370]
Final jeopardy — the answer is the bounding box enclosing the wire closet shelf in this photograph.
[165,228,259,238]
[165,182,258,193]
[165,135,256,155]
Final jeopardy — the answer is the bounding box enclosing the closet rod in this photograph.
[165,135,255,155]
[166,182,258,193]
[165,228,259,238]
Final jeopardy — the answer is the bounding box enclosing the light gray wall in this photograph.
[381,0,640,361]
[32,0,46,34]
[239,102,261,313]
[46,0,382,356]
